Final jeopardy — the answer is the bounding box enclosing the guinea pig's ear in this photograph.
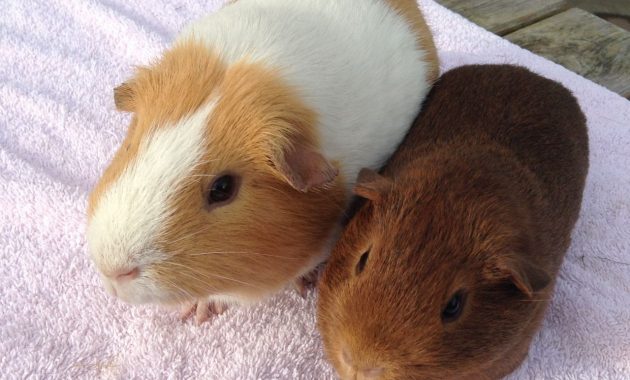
[485,254,551,298]
[271,137,338,192]
[353,168,392,202]
[113,81,136,112]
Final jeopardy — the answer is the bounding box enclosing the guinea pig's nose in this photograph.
[340,346,384,379]
[358,367,384,379]
[341,347,352,367]
[106,267,139,282]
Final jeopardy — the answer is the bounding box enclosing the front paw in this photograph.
[179,299,227,325]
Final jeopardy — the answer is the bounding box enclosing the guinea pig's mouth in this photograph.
[99,272,175,305]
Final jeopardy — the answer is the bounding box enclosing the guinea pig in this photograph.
[86,0,438,323]
[317,64,589,380]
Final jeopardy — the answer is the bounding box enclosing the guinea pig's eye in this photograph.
[207,174,239,206]
[355,249,370,275]
[441,291,466,323]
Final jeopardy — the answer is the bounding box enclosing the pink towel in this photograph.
[1,1,628,378]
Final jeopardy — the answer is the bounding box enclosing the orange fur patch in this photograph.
[88,42,226,217]
[386,0,440,82]
[89,40,346,302]
[155,51,346,301]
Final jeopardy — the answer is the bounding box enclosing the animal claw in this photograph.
[179,299,228,324]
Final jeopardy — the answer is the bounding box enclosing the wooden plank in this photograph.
[506,8,630,98]
[434,0,569,35]
[570,0,630,17]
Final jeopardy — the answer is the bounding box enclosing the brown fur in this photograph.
[88,40,346,302]
[317,65,589,379]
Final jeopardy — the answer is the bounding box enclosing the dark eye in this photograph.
[441,291,466,323]
[355,249,370,275]
[207,174,238,205]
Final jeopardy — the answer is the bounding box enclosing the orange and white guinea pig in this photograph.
[87,0,438,323]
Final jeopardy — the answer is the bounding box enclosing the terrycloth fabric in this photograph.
[1,0,628,378]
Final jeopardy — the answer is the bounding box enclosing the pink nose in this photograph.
[340,346,384,379]
[106,267,139,281]
[358,368,384,379]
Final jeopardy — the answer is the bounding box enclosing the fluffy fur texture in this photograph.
[317,65,589,380]
[2,0,630,378]
[88,98,217,303]
[177,0,437,183]
[87,0,437,313]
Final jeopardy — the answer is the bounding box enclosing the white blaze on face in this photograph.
[88,100,217,284]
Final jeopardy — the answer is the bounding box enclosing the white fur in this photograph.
[88,100,217,304]
[91,0,432,305]
[179,0,432,190]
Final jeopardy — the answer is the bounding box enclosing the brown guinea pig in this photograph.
[317,64,589,380]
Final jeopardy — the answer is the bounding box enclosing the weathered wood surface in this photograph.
[569,0,630,17]
[506,8,630,98]
[435,0,569,35]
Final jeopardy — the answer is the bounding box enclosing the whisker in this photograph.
[185,251,301,260]
[160,276,198,302]
[163,260,256,288]
[165,229,210,246]
[178,175,205,188]
[160,273,205,301]
[193,158,219,167]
